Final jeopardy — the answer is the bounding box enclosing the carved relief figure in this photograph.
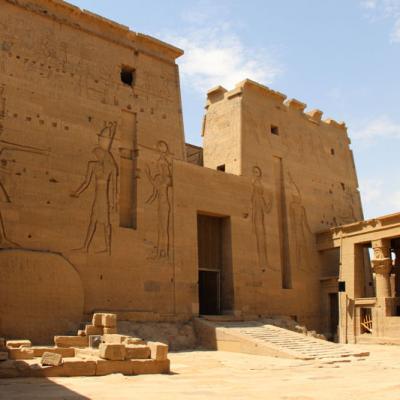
[146,141,173,259]
[251,166,273,270]
[288,173,315,271]
[71,122,118,255]
[0,135,48,248]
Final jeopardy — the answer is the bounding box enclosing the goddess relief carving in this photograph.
[251,166,273,270]
[145,140,173,259]
[71,122,118,255]
[288,173,315,271]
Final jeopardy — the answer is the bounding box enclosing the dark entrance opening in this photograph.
[329,292,339,340]
[199,270,220,315]
[197,214,232,315]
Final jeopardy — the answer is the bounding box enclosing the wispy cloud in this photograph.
[360,177,400,217]
[361,0,400,42]
[351,115,400,141]
[162,6,282,93]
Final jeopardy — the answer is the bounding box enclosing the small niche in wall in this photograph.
[217,164,226,172]
[330,148,335,155]
[270,125,279,135]
[120,66,135,87]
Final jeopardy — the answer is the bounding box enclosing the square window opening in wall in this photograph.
[270,125,279,135]
[217,164,226,172]
[120,66,135,87]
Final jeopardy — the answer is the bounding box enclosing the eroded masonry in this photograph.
[0,0,397,356]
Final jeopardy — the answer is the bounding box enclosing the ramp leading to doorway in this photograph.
[194,318,369,360]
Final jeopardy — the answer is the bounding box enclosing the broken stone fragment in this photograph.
[77,330,86,337]
[99,343,126,361]
[147,342,168,361]
[41,351,63,366]
[6,340,31,348]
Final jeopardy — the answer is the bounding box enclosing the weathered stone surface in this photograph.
[7,347,34,360]
[99,343,126,361]
[0,351,8,361]
[32,347,75,357]
[92,313,103,327]
[96,360,132,376]
[103,327,118,334]
[148,342,168,361]
[102,334,128,344]
[101,314,117,328]
[54,336,88,348]
[41,352,63,366]
[85,324,103,336]
[36,360,97,378]
[0,338,5,349]
[125,345,151,360]
[123,337,145,345]
[6,340,31,348]
[131,359,170,375]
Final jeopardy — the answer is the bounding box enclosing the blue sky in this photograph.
[68,0,400,219]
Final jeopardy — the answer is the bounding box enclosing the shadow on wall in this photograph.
[0,249,84,345]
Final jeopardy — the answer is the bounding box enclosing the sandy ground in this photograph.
[1,345,400,400]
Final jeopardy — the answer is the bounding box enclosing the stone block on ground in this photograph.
[55,335,88,348]
[8,347,34,360]
[0,352,8,361]
[34,359,97,377]
[101,313,117,328]
[102,334,128,344]
[131,359,170,375]
[148,341,168,361]
[32,347,75,357]
[92,313,103,327]
[96,360,132,376]
[41,352,63,366]
[125,344,151,360]
[123,337,145,345]
[85,324,103,336]
[99,343,126,361]
[89,335,102,349]
[6,340,31,348]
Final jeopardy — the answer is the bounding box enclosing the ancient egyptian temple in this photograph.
[1,0,400,356]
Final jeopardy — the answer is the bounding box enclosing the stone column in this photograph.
[371,239,392,299]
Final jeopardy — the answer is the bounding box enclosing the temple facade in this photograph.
[0,0,364,344]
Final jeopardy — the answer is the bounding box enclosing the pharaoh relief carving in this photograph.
[146,141,173,259]
[71,122,118,255]
[251,166,273,271]
[287,173,315,271]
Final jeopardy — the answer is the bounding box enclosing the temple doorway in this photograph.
[197,214,233,315]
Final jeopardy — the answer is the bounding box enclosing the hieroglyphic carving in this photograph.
[146,141,173,259]
[71,122,118,255]
[288,173,315,271]
[251,166,273,271]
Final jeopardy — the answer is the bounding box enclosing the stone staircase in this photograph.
[195,319,369,360]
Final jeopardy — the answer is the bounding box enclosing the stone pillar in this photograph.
[371,239,392,299]
[392,248,400,297]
